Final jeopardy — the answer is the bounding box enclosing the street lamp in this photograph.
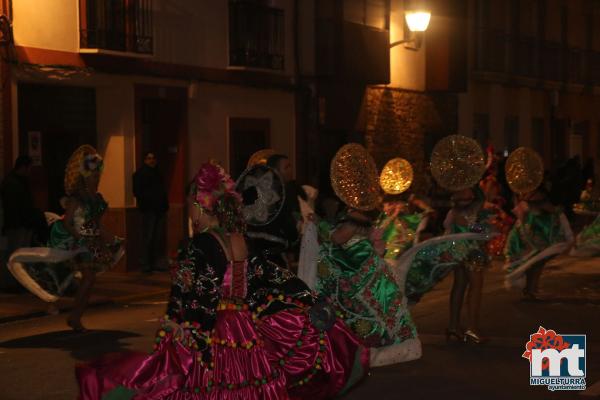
[405,11,431,32]
[390,10,431,50]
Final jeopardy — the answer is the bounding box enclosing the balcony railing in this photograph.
[229,0,285,70]
[79,0,153,55]
[474,28,599,86]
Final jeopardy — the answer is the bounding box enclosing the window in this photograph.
[573,121,590,158]
[79,0,153,54]
[229,0,285,70]
[532,117,545,158]
[343,0,389,30]
[598,124,600,159]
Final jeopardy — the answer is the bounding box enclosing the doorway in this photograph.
[17,83,97,213]
[134,86,187,266]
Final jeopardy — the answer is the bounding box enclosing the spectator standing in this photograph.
[133,152,169,273]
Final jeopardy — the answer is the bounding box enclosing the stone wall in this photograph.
[364,86,458,195]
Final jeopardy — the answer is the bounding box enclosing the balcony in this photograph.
[79,0,153,55]
[474,28,598,87]
[228,0,285,71]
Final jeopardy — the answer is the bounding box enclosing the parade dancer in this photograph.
[571,179,600,257]
[236,162,292,267]
[77,161,368,400]
[377,158,433,257]
[479,151,514,257]
[316,144,422,367]
[8,145,124,332]
[503,147,574,299]
[439,187,493,343]
[407,135,494,344]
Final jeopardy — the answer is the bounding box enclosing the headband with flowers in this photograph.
[192,162,245,233]
[80,154,104,178]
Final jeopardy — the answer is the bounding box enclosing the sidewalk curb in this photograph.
[0,289,169,325]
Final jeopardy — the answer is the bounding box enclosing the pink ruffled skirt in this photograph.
[77,308,368,399]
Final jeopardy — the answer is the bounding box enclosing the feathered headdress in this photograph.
[191,162,245,233]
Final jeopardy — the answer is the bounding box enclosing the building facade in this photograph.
[1,0,300,270]
[3,0,596,271]
[458,0,600,171]
[308,0,600,196]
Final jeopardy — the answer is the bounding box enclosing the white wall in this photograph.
[96,80,136,208]
[13,0,79,52]
[187,83,295,178]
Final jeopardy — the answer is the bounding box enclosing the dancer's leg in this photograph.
[67,268,96,331]
[466,269,484,331]
[525,261,545,297]
[448,265,468,336]
[464,268,487,343]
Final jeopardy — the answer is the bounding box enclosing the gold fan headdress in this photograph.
[505,147,544,194]
[430,135,486,191]
[379,158,414,195]
[330,143,380,211]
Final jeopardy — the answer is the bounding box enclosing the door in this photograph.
[228,118,270,180]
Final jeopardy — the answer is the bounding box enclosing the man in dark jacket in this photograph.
[264,154,305,267]
[1,155,40,290]
[133,152,169,273]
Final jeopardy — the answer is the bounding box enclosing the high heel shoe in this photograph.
[463,329,487,344]
[445,329,464,342]
[67,317,89,333]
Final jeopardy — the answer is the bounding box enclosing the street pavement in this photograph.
[0,256,599,399]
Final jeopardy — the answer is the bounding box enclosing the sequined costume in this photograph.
[571,214,600,257]
[77,231,368,400]
[379,207,427,262]
[479,175,514,257]
[503,202,573,289]
[48,194,123,270]
[403,201,493,302]
[317,217,421,367]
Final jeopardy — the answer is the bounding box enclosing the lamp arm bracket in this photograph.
[389,39,414,48]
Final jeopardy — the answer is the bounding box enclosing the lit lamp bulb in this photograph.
[405,11,431,32]
[390,9,431,49]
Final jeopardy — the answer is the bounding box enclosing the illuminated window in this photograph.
[79,0,153,54]
[229,0,285,70]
